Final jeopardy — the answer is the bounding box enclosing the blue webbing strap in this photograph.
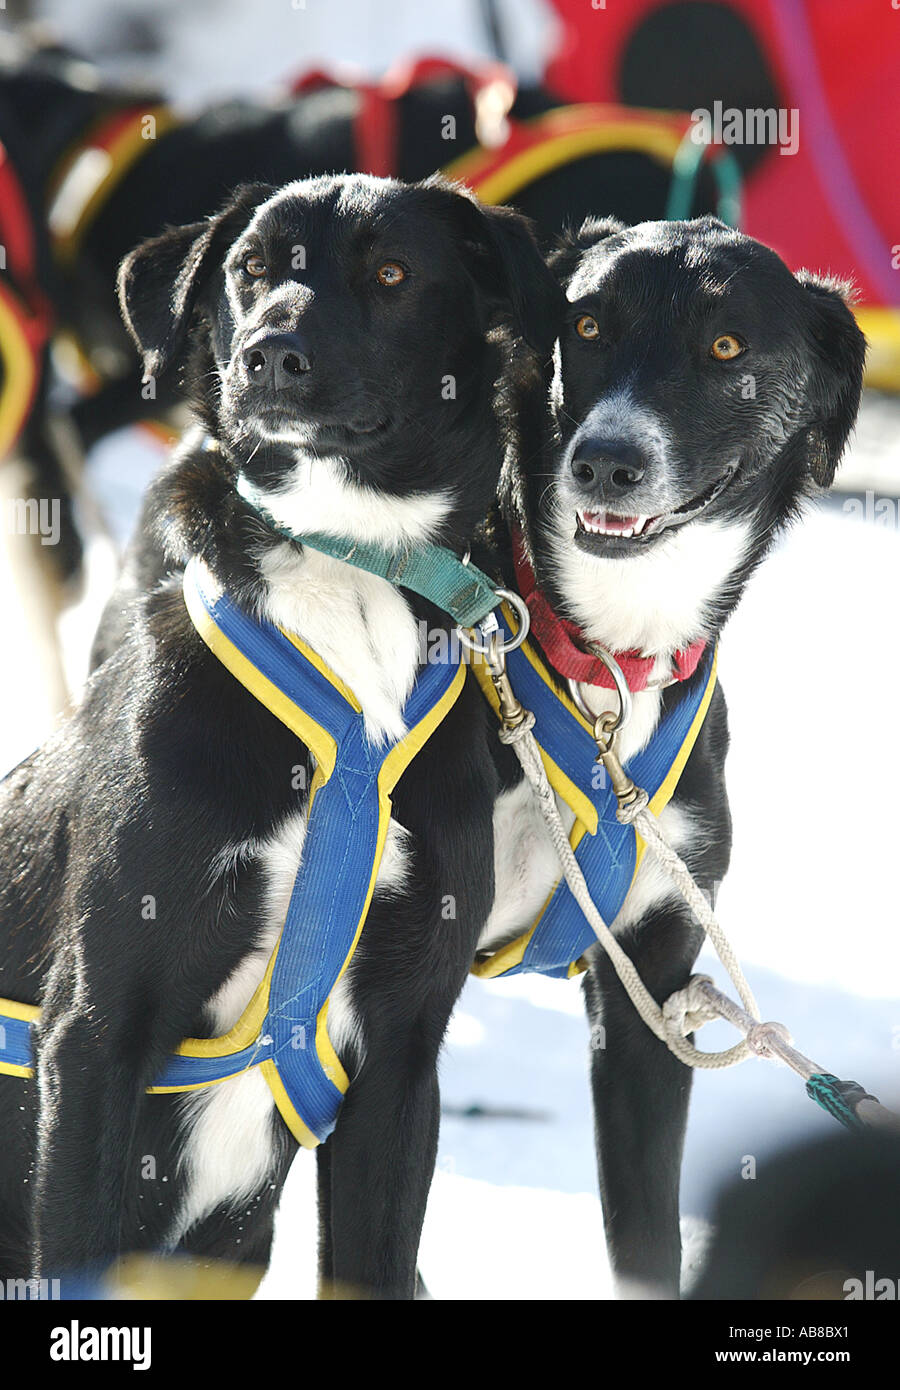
[167,572,462,1141]
[0,1014,31,1071]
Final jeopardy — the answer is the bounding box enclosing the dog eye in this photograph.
[575,314,601,341]
[376,262,406,287]
[710,334,745,361]
[242,255,267,278]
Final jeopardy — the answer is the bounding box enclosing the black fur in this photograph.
[491,215,866,1295]
[0,173,563,1298]
[692,1129,900,1300]
[0,31,720,582]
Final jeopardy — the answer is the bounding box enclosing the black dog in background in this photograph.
[0,173,562,1297]
[0,29,722,585]
[693,1128,900,1300]
[480,214,866,1296]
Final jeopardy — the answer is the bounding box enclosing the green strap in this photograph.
[665,131,743,227]
[236,475,500,628]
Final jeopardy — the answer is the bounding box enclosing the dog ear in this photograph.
[548,216,626,285]
[117,182,273,379]
[794,271,867,488]
[420,178,566,358]
[470,201,568,357]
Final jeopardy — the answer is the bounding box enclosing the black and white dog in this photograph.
[0,173,562,1298]
[483,214,866,1296]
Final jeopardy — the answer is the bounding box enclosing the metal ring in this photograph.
[456,588,531,656]
[567,647,633,734]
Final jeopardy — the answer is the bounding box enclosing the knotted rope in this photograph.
[497,713,900,1130]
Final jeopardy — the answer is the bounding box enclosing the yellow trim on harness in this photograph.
[182,571,345,775]
[47,105,178,266]
[0,284,40,458]
[855,306,900,392]
[153,572,466,1147]
[470,604,597,833]
[258,660,466,1147]
[442,107,684,206]
[469,624,718,980]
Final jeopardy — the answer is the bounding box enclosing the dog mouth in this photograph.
[574,467,735,552]
[245,408,393,444]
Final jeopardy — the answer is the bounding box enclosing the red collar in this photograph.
[511,531,707,693]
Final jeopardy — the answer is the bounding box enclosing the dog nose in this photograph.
[241,332,313,389]
[570,439,646,495]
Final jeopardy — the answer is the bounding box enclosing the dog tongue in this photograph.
[583,510,639,534]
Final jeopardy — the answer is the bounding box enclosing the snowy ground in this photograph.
[2,0,898,1301]
[2,394,899,1300]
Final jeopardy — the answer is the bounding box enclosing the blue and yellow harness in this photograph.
[0,560,465,1148]
[470,604,717,980]
[0,559,716,1142]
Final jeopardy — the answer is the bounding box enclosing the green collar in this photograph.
[235,473,501,630]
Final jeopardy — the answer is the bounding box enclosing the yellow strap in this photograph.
[48,105,178,266]
[443,107,684,205]
[0,285,39,457]
[855,306,900,392]
[469,604,597,832]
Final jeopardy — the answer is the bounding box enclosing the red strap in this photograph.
[512,530,706,693]
[287,56,517,180]
[0,144,38,284]
[353,85,398,178]
[0,142,53,348]
[379,55,514,104]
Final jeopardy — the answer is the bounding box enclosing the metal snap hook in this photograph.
[456,588,531,656]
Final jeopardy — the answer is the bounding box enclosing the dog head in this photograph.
[118,173,563,553]
[516,215,866,650]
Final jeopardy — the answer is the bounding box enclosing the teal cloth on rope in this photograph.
[805,1072,872,1134]
[236,474,500,629]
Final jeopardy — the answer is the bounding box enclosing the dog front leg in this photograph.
[315,1142,334,1295]
[322,1034,442,1300]
[31,991,150,1279]
[583,903,703,1298]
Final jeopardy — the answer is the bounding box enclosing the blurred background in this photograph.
[1,0,899,1298]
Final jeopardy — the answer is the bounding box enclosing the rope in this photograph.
[499,712,900,1132]
[500,717,753,1068]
